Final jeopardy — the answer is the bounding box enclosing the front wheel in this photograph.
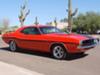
[9,41,18,52]
[51,45,67,59]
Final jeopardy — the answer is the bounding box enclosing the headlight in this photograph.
[77,40,83,48]
[78,40,82,46]
[94,39,97,43]
[94,38,99,44]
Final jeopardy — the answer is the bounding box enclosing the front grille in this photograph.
[82,39,95,46]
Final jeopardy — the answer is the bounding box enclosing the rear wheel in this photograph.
[9,41,18,52]
[51,45,67,59]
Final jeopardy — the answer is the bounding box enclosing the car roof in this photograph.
[22,25,53,28]
[16,25,54,32]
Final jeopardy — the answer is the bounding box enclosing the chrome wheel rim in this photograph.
[53,46,65,59]
[9,41,16,51]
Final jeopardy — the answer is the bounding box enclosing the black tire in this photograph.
[51,45,67,60]
[9,41,18,52]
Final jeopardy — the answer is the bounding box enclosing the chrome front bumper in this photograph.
[78,38,99,49]
[78,44,97,49]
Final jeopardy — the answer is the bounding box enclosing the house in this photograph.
[49,22,68,29]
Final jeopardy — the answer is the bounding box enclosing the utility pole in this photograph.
[34,16,39,25]
[19,0,30,27]
[67,0,78,33]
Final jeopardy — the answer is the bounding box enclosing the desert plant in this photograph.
[54,17,57,28]
[19,0,30,27]
[67,0,78,33]
[34,16,39,25]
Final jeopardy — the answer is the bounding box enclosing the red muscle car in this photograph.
[2,25,97,59]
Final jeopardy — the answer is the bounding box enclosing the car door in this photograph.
[18,27,49,52]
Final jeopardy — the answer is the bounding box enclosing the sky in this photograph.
[0,0,100,26]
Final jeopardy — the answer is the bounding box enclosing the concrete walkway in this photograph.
[0,61,44,75]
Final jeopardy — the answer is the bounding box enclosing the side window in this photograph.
[21,27,40,35]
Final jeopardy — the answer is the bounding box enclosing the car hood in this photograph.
[45,33,91,41]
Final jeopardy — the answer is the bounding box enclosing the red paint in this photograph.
[2,25,96,54]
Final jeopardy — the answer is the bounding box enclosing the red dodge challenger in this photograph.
[2,25,97,59]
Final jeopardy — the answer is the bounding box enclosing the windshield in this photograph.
[40,27,64,34]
